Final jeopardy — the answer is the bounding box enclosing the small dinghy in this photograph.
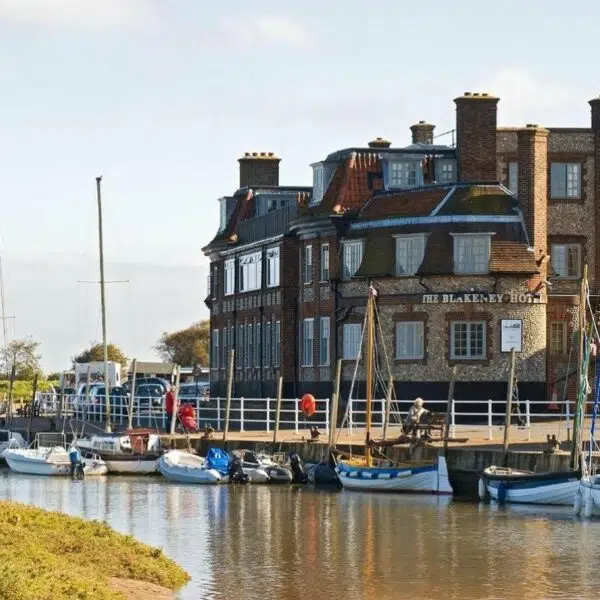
[310,452,340,486]
[158,450,221,484]
[238,450,293,484]
[206,448,270,483]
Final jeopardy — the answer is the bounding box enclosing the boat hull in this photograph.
[103,456,159,474]
[481,467,580,505]
[575,478,600,517]
[4,449,108,477]
[158,452,221,484]
[336,456,452,494]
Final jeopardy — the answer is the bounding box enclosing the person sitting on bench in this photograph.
[403,397,429,437]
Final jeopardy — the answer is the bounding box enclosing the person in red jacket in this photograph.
[165,386,177,422]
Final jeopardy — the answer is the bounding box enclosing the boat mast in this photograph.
[572,263,588,471]
[96,176,111,434]
[365,286,375,467]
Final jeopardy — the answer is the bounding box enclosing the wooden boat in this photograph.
[335,286,452,495]
[76,430,161,474]
[481,268,589,506]
[158,450,221,484]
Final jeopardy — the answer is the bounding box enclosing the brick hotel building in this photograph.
[203,93,600,403]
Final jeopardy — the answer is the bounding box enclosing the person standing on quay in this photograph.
[165,385,176,427]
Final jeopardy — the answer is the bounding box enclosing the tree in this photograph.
[72,342,129,367]
[154,321,209,366]
[0,337,42,380]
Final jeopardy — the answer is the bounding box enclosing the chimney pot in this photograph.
[238,151,281,187]
[410,121,435,145]
[368,137,392,148]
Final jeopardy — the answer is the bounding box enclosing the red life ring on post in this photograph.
[300,394,316,418]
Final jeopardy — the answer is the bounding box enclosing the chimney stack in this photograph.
[454,92,499,182]
[517,124,549,285]
[238,152,281,188]
[368,137,392,149]
[410,121,435,145]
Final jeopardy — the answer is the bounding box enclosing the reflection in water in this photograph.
[1,469,600,599]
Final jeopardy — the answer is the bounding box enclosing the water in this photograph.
[1,470,600,600]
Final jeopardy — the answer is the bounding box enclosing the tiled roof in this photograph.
[360,187,450,219]
[437,185,518,215]
[352,222,537,278]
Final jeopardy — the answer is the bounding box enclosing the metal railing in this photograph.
[28,393,582,440]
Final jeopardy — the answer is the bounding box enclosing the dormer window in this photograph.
[451,233,492,274]
[395,234,426,276]
[386,159,423,189]
[436,159,457,184]
[218,198,227,231]
[311,162,335,205]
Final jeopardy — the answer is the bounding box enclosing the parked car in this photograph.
[134,383,165,408]
[122,377,170,395]
[178,382,210,406]
[86,386,130,414]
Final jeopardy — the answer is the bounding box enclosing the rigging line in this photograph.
[335,307,369,445]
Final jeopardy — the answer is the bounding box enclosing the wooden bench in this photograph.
[415,411,446,440]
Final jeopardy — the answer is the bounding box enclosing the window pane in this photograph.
[343,323,362,359]
[321,245,330,281]
[396,322,424,359]
[454,236,489,274]
[507,162,518,195]
[550,163,567,198]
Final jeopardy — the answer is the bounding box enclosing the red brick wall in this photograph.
[455,93,499,182]
[238,154,280,187]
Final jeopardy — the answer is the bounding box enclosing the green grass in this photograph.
[0,501,190,599]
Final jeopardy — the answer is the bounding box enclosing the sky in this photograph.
[0,0,597,371]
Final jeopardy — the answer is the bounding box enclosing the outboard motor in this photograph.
[68,446,85,480]
[288,452,308,484]
[228,454,249,484]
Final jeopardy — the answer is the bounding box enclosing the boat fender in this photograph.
[478,478,486,501]
[584,488,593,519]
[574,489,582,516]
[497,481,506,504]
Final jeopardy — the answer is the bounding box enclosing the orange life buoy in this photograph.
[300,394,316,418]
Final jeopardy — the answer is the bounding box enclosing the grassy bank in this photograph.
[0,501,190,600]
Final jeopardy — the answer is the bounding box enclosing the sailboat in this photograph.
[479,268,589,506]
[335,285,452,494]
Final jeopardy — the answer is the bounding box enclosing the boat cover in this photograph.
[206,448,230,474]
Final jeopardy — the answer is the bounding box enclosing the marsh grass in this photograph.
[0,501,190,599]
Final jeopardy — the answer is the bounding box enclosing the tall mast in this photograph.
[572,263,588,470]
[96,176,111,433]
[0,253,8,357]
[365,286,375,466]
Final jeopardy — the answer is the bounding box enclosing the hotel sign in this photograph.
[421,292,541,304]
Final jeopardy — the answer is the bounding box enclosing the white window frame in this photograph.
[264,321,271,367]
[224,259,235,296]
[551,163,581,199]
[395,322,424,360]
[507,162,518,196]
[436,159,456,184]
[302,319,314,366]
[239,251,262,292]
[219,198,227,231]
[388,160,422,189]
[273,321,281,367]
[211,329,220,369]
[319,317,330,366]
[452,233,492,275]
[304,245,313,284]
[343,323,362,360]
[550,321,568,356]
[551,243,581,279]
[395,234,426,276]
[342,240,364,280]
[450,321,486,360]
[266,247,280,288]
[321,244,330,282]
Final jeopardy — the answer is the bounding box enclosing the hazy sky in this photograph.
[0,0,596,370]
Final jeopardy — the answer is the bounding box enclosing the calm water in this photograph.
[1,470,600,600]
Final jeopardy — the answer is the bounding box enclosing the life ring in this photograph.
[300,394,316,418]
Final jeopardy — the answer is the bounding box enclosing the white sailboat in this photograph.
[4,434,107,476]
[335,285,452,494]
